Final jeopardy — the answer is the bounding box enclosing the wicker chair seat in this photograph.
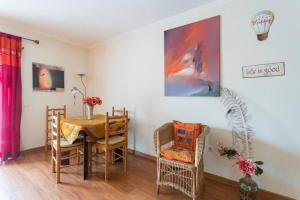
[160,146,194,164]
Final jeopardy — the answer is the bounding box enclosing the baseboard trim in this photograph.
[21,146,45,153]
[128,148,156,162]
[204,172,238,188]
[128,148,295,200]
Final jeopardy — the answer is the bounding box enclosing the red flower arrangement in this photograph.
[217,142,264,176]
[83,97,102,106]
[236,156,257,176]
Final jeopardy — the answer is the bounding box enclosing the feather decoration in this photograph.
[221,88,254,158]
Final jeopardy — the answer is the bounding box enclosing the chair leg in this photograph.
[156,160,161,194]
[199,160,205,195]
[123,145,127,173]
[56,150,61,183]
[51,159,55,173]
[192,168,196,200]
[156,185,160,194]
[105,150,109,181]
[51,147,55,173]
[45,134,48,153]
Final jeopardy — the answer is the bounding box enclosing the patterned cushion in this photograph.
[173,120,202,151]
[97,135,125,145]
[52,138,82,147]
[160,146,194,163]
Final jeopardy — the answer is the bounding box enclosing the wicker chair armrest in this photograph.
[154,122,174,155]
[195,125,210,167]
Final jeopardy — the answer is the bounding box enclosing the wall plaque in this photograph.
[242,62,285,78]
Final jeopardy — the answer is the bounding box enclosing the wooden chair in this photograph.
[87,106,126,174]
[45,105,66,152]
[94,111,128,181]
[154,123,209,200]
[51,112,83,183]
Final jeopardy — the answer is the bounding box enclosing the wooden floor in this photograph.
[0,149,281,200]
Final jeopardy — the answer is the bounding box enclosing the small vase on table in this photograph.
[83,97,102,120]
[86,104,94,120]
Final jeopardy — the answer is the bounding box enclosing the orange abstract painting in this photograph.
[164,16,220,96]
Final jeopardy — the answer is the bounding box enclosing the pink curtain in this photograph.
[0,32,22,162]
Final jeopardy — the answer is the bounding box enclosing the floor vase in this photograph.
[239,174,258,200]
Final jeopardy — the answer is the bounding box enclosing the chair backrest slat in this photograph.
[109,130,126,136]
[112,106,126,117]
[108,122,126,128]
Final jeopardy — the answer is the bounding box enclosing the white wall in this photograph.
[87,0,300,198]
[0,23,88,151]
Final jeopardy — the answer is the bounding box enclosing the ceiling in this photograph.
[0,0,215,47]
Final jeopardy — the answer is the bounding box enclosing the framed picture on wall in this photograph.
[32,62,65,92]
[164,16,220,96]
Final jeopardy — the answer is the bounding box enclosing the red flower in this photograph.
[83,97,102,106]
[236,156,257,175]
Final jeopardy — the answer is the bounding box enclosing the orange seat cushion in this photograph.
[173,120,202,151]
[160,146,194,164]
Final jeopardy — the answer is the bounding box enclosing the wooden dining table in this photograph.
[60,114,106,180]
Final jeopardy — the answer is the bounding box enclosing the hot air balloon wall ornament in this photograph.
[217,88,264,200]
[251,10,275,41]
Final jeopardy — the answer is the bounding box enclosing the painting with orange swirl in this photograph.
[164,16,220,96]
[32,63,64,92]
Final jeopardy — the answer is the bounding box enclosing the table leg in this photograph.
[83,133,88,180]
